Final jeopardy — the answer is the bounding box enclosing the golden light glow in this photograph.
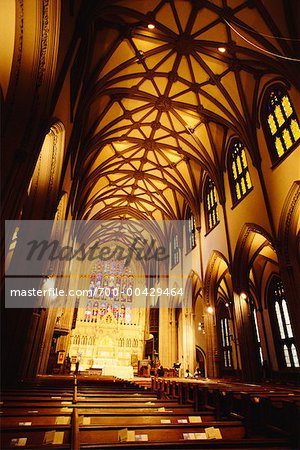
[147,23,155,29]
[240,292,248,300]
[218,47,226,53]
[207,306,214,314]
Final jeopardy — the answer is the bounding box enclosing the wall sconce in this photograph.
[198,322,205,334]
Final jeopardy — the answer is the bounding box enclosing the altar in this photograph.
[90,357,134,378]
[68,258,146,376]
[101,365,134,378]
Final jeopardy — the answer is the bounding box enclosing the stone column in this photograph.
[204,308,218,378]
[181,307,196,372]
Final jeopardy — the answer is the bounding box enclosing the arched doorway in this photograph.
[195,346,206,378]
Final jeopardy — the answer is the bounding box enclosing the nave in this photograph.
[1,375,299,449]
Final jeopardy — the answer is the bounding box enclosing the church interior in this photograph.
[1,0,300,448]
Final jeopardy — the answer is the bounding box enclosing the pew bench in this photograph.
[1,428,71,449]
[80,437,293,450]
[79,421,246,444]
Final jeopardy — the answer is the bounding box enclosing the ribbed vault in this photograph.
[70,0,296,222]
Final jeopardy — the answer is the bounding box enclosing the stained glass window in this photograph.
[229,140,252,204]
[218,303,232,369]
[264,87,300,161]
[171,230,179,267]
[205,177,219,231]
[283,345,291,367]
[252,307,263,365]
[186,207,196,252]
[268,276,299,368]
[291,344,300,368]
[82,260,133,324]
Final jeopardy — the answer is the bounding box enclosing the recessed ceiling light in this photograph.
[148,23,155,29]
[218,47,226,53]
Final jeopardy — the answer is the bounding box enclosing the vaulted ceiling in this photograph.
[70,0,295,223]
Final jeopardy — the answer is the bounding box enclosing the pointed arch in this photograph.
[226,138,253,206]
[278,181,300,267]
[186,270,202,310]
[203,175,220,232]
[233,223,277,294]
[204,251,230,305]
[259,82,300,163]
[266,274,299,369]
[23,121,65,220]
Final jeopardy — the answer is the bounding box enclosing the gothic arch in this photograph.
[66,0,296,224]
[276,182,300,353]
[257,77,291,129]
[190,270,202,311]
[55,192,68,221]
[183,270,202,310]
[233,223,277,294]
[232,224,282,379]
[278,181,300,267]
[13,122,66,379]
[23,122,65,220]
[204,251,230,305]
[195,345,207,378]
[2,0,62,220]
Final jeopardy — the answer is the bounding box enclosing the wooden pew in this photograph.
[79,421,246,444]
[79,438,293,450]
[150,378,298,446]
[0,376,296,450]
[76,413,215,426]
[1,427,71,449]
[1,400,76,449]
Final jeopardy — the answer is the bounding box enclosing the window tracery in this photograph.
[218,303,232,369]
[228,140,252,204]
[82,260,133,324]
[204,178,219,231]
[186,207,196,252]
[268,276,299,368]
[263,86,300,162]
